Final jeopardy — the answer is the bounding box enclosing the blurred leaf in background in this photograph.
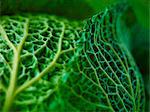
[128,0,150,28]
[127,0,150,111]
[0,0,119,19]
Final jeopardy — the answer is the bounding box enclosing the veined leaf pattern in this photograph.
[66,4,145,112]
[0,3,145,112]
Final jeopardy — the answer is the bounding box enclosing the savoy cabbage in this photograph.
[0,3,145,112]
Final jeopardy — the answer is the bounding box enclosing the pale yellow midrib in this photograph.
[2,18,29,112]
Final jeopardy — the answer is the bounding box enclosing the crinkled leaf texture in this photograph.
[0,15,82,112]
[67,4,145,112]
[0,4,145,112]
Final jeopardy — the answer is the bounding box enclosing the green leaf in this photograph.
[66,3,145,112]
[0,15,82,111]
[0,3,145,112]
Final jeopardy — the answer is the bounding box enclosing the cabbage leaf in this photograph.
[0,3,145,112]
